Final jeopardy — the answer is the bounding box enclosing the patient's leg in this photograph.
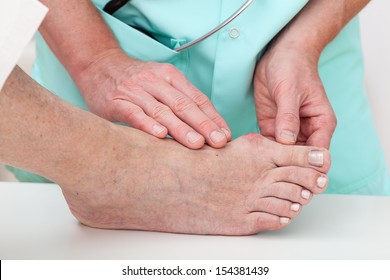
[62,128,330,236]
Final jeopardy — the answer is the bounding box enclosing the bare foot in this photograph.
[60,127,330,235]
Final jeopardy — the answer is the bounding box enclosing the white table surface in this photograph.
[1,182,389,260]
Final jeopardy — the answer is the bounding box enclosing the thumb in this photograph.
[275,96,300,145]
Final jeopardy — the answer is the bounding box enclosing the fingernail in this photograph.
[221,128,232,139]
[280,130,296,143]
[187,131,203,144]
[301,190,311,200]
[210,130,226,143]
[290,203,301,212]
[317,176,328,188]
[280,217,290,224]
[152,124,166,136]
[308,150,324,167]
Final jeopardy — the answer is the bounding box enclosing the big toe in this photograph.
[269,141,331,173]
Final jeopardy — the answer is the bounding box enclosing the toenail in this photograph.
[291,203,301,212]
[280,217,290,224]
[317,176,328,188]
[301,190,311,200]
[210,130,226,143]
[187,131,203,144]
[308,150,324,167]
[280,130,296,143]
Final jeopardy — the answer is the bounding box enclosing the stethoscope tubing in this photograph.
[103,0,254,51]
[175,0,254,51]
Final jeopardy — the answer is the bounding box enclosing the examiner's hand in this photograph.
[253,44,337,149]
[74,49,231,149]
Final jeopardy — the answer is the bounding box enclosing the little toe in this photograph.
[250,197,301,219]
[248,212,291,233]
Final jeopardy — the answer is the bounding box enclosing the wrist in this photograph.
[69,46,125,81]
[269,22,326,63]
[269,0,348,61]
[267,31,322,65]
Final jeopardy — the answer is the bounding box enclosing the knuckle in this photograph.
[170,122,189,136]
[192,93,211,108]
[282,202,291,214]
[122,106,144,122]
[172,97,194,114]
[289,208,300,218]
[282,147,297,166]
[135,116,152,131]
[330,114,338,129]
[281,112,300,126]
[287,184,304,203]
[150,104,171,120]
[261,218,282,231]
[197,119,215,132]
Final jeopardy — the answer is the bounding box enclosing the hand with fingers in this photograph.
[74,49,232,149]
[254,43,337,149]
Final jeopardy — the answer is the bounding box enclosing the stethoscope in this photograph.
[103,0,254,51]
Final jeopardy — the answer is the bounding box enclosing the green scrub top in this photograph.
[8,0,390,195]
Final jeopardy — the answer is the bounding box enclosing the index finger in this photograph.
[148,81,229,148]
[168,71,232,141]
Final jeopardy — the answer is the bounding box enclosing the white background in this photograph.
[360,0,390,166]
[2,260,390,280]
[0,0,389,181]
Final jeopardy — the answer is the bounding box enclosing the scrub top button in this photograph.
[229,27,240,39]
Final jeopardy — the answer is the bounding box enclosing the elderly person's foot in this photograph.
[61,128,330,235]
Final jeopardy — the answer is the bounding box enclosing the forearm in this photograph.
[39,0,122,78]
[0,67,115,185]
[273,0,370,58]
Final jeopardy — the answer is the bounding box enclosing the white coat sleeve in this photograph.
[0,0,47,91]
